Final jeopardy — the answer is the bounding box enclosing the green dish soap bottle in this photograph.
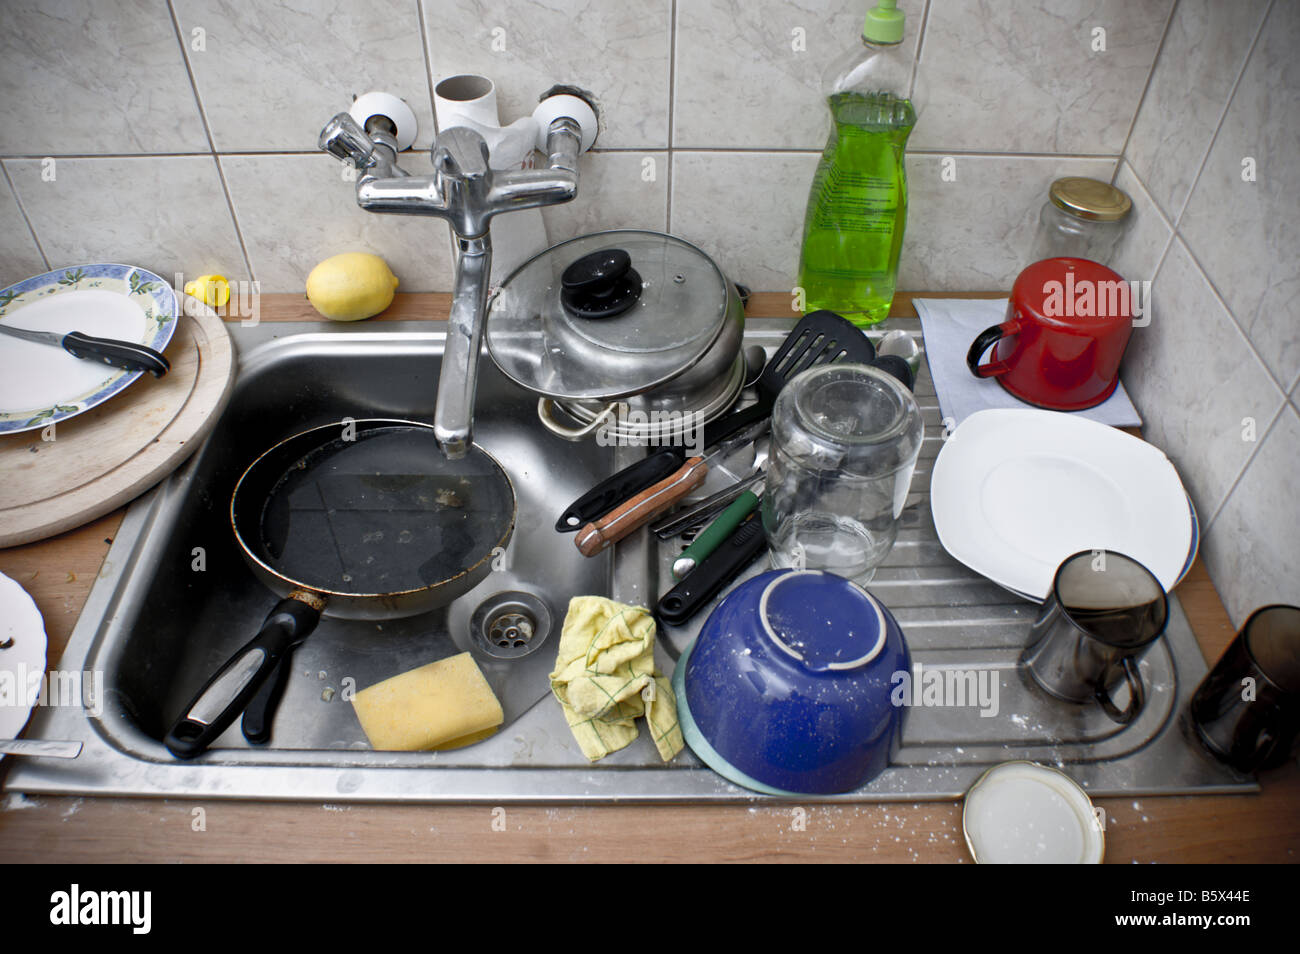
[797,0,923,326]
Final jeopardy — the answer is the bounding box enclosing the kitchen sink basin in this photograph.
[4,318,1254,802]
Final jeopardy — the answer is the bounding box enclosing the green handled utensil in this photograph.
[672,485,763,580]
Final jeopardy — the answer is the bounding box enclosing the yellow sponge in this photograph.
[352,652,504,751]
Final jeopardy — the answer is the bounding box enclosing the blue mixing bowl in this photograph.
[674,568,911,795]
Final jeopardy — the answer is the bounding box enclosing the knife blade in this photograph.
[0,738,83,759]
[0,324,170,377]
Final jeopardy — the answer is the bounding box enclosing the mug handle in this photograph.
[1096,656,1145,725]
[967,320,1021,378]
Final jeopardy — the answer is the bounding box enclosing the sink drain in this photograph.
[469,591,553,660]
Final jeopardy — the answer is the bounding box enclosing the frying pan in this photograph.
[164,419,515,759]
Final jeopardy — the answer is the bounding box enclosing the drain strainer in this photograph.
[468,591,553,660]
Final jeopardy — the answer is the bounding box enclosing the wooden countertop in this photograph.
[1,292,1297,864]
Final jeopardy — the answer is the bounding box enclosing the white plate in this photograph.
[931,409,1193,601]
[963,761,1104,864]
[0,264,179,434]
[0,571,49,758]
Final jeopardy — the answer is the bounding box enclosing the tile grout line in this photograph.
[0,152,219,160]
[416,0,457,265]
[1116,7,1285,403]
[1169,0,1272,230]
[665,0,677,234]
[165,0,256,286]
[1112,0,1180,186]
[1176,232,1288,397]
[908,0,933,101]
[0,147,1128,160]
[1117,158,1175,279]
[416,0,440,137]
[0,160,51,272]
[1200,396,1288,536]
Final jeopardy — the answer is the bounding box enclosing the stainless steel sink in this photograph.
[4,318,1254,802]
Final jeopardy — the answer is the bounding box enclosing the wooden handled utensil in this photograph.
[574,419,769,557]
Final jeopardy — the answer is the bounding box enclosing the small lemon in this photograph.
[184,274,230,308]
[305,252,399,321]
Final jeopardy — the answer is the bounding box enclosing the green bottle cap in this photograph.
[863,0,905,44]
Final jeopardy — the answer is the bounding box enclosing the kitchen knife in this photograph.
[0,324,170,377]
[650,467,765,539]
[0,739,83,758]
[573,419,769,557]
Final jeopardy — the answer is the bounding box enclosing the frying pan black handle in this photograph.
[164,595,324,759]
[556,449,685,532]
[241,650,295,745]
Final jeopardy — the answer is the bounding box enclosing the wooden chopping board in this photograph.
[0,304,235,547]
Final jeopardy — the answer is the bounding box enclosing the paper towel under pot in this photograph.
[484,230,746,444]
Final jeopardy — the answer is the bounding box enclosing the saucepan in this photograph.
[164,418,515,758]
[483,230,747,445]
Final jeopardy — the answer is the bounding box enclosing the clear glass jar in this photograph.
[1028,177,1132,267]
[761,363,923,585]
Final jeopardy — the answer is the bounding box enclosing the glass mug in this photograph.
[1020,550,1169,724]
[1190,605,1300,774]
[761,363,923,586]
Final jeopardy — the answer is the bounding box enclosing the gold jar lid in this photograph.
[1049,177,1132,222]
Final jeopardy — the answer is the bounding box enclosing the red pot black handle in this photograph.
[164,593,324,759]
[967,320,1020,378]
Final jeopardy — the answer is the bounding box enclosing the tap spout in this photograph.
[355,175,447,216]
[434,234,491,459]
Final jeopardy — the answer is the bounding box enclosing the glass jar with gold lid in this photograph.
[1029,177,1133,268]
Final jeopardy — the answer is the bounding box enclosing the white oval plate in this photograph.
[0,571,49,759]
[0,264,178,434]
[931,409,1193,601]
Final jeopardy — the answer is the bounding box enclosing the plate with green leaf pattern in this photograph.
[0,264,178,434]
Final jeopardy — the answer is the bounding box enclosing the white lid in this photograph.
[962,761,1105,864]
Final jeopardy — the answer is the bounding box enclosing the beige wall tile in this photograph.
[174,0,436,152]
[1178,0,1300,391]
[6,156,247,285]
[423,0,671,149]
[0,0,208,155]
[221,153,453,292]
[912,0,1171,154]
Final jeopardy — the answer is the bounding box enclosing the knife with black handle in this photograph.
[0,324,170,377]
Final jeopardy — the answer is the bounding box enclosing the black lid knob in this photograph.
[560,248,642,320]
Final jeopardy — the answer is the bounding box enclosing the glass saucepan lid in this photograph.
[484,230,732,403]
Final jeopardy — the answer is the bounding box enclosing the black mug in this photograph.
[1020,550,1169,724]
[1190,604,1300,773]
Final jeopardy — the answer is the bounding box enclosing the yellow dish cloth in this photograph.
[549,596,684,763]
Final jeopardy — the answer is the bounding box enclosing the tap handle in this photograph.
[319,112,375,168]
[434,127,490,179]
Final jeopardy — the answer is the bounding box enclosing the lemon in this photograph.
[184,274,230,308]
[305,252,399,321]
